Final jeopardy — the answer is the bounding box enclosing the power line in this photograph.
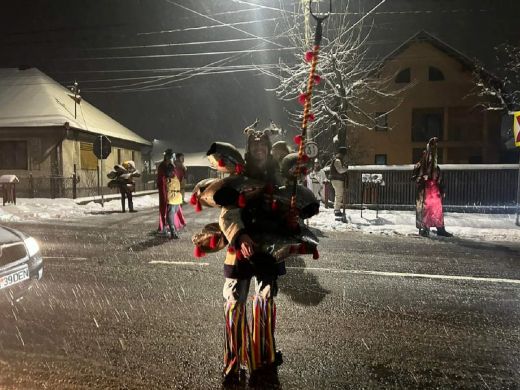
[136,17,280,36]
[61,46,297,61]
[162,0,285,49]
[84,36,276,51]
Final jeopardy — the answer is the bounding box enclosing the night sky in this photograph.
[1,0,519,152]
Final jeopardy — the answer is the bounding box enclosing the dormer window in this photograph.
[428,66,444,81]
[395,68,410,83]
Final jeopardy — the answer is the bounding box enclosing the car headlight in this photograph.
[24,237,40,257]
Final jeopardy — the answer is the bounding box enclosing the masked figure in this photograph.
[190,120,319,386]
[107,160,140,213]
[412,137,453,237]
[157,149,174,233]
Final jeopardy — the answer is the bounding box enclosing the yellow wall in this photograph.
[351,41,501,164]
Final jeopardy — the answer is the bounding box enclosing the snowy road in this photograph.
[0,205,519,389]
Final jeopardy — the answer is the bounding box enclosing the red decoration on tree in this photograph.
[227,246,235,254]
[190,193,197,205]
[235,164,244,174]
[209,235,218,249]
[308,112,315,122]
[298,92,308,105]
[312,248,320,259]
[304,51,314,62]
[194,246,205,258]
[313,74,321,85]
[301,154,310,163]
[293,135,303,145]
[271,199,278,211]
[238,192,246,208]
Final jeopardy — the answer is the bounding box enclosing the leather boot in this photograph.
[436,227,453,237]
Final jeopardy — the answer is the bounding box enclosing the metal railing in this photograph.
[343,164,519,212]
[7,173,157,199]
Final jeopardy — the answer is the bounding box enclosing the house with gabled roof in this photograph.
[350,31,509,165]
[0,67,152,197]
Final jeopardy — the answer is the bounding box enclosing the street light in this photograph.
[70,81,81,119]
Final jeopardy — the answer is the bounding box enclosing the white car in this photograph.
[0,225,43,294]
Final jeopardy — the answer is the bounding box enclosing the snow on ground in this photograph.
[0,195,158,222]
[308,206,520,242]
[0,194,519,243]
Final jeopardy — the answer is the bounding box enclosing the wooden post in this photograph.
[72,164,77,199]
[29,173,34,198]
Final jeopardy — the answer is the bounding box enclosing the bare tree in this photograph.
[474,43,520,112]
[258,0,404,163]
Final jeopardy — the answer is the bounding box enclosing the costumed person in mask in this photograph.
[156,149,174,234]
[107,160,140,213]
[412,137,453,237]
[219,126,284,385]
[306,159,327,204]
[271,141,291,168]
[165,169,183,239]
[330,146,348,220]
[174,153,187,203]
[189,120,319,386]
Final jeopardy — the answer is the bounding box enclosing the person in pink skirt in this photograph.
[412,137,453,237]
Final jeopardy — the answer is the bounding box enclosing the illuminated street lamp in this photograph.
[70,81,81,119]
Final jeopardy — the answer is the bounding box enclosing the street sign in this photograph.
[93,135,111,159]
[513,112,520,147]
[304,141,319,158]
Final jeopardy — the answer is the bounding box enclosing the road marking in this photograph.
[44,256,88,261]
[286,266,520,285]
[149,261,210,266]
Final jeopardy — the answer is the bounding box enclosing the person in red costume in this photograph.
[412,137,453,237]
[157,149,174,233]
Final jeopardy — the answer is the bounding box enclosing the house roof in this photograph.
[380,30,478,70]
[0,68,151,146]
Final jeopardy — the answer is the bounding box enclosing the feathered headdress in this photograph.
[243,119,282,153]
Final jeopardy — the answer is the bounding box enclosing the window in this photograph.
[412,108,444,142]
[395,68,410,83]
[428,66,444,81]
[0,141,28,169]
[374,112,388,131]
[448,107,483,141]
[374,154,387,165]
[80,142,97,170]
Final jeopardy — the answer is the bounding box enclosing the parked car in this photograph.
[0,225,43,296]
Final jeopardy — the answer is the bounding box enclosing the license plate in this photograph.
[0,266,29,290]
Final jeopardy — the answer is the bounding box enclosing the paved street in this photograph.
[1,205,519,389]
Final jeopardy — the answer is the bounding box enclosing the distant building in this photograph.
[350,31,509,165]
[0,68,152,197]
